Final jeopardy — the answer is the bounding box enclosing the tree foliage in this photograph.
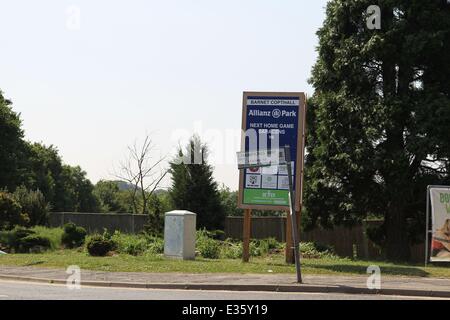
[305,0,450,260]
[0,91,26,191]
[93,180,123,213]
[169,136,225,230]
[0,90,100,215]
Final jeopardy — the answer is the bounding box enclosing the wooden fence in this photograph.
[49,212,148,234]
[224,216,425,262]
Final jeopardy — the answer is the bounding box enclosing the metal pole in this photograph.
[284,145,302,283]
[425,186,430,267]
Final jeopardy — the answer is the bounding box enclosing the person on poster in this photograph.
[432,219,450,259]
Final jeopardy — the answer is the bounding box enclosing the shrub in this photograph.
[0,226,51,253]
[147,237,164,255]
[312,242,335,254]
[61,222,87,248]
[112,231,148,256]
[251,238,284,256]
[31,226,63,250]
[13,187,50,226]
[19,234,51,253]
[209,230,226,240]
[220,239,242,259]
[299,242,337,259]
[86,231,117,256]
[219,238,284,259]
[0,226,33,251]
[143,234,164,255]
[0,192,28,230]
[249,241,261,257]
[196,230,221,259]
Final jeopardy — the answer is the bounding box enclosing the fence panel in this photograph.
[49,212,148,234]
[224,216,424,262]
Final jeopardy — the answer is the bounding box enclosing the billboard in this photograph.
[238,92,306,211]
[429,187,450,262]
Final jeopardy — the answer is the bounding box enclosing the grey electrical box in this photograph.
[164,210,197,260]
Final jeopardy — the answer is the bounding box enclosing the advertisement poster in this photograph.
[430,187,450,262]
[238,92,306,210]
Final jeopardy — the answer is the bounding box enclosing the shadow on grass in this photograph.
[306,263,429,277]
[23,260,45,266]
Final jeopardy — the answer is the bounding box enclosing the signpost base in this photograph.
[242,209,252,263]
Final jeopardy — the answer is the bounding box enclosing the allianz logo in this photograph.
[248,109,297,118]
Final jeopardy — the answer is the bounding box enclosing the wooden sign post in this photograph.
[242,209,252,262]
[236,92,307,274]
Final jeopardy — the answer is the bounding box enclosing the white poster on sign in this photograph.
[277,176,290,190]
[261,175,277,189]
[261,166,278,175]
[430,187,450,262]
[278,162,295,175]
[245,174,261,189]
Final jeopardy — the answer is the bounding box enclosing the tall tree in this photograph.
[53,165,99,212]
[306,0,450,261]
[0,91,26,191]
[0,90,101,213]
[114,135,167,214]
[169,136,225,230]
[93,180,123,213]
[21,142,63,205]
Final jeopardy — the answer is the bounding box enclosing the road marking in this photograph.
[0,295,9,298]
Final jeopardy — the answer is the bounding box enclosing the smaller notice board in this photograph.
[238,92,306,211]
[429,186,450,262]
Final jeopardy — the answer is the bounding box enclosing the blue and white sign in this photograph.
[238,92,306,210]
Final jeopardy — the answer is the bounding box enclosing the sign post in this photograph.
[236,91,306,282]
[236,146,302,282]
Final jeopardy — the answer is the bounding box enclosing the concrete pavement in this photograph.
[0,279,445,300]
[0,265,450,298]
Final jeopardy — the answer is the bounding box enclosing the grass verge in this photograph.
[0,250,449,278]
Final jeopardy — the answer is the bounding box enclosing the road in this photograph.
[0,279,446,300]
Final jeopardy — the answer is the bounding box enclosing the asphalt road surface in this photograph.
[0,279,445,300]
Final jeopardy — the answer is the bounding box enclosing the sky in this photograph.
[0,0,329,191]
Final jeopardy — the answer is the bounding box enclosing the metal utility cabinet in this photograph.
[164,210,197,260]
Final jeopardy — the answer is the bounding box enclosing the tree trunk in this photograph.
[384,203,411,261]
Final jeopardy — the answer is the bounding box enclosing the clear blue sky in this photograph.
[0,0,329,190]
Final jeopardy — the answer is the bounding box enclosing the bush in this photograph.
[196,230,221,259]
[0,226,51,253]
[299,242,337,259]
[209,230,226,240]
[220,239,242,259]
[0,192,29,230]
[112,231,149,256]
[145,235,164,255]
[13,187,50,226]
[86,231,117,256]
[61,222,87,248]
[31,226,63,250]
[19,234,51,253]
[251,238,284,256]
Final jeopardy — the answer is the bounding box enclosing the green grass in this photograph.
[29,226,63,250]
[1,250,449,278]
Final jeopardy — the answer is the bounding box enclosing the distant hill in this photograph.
[153,188,169,195]
[112,180,168,195]
[111,180,136,191]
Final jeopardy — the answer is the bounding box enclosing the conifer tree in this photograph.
[306,0,450,260]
